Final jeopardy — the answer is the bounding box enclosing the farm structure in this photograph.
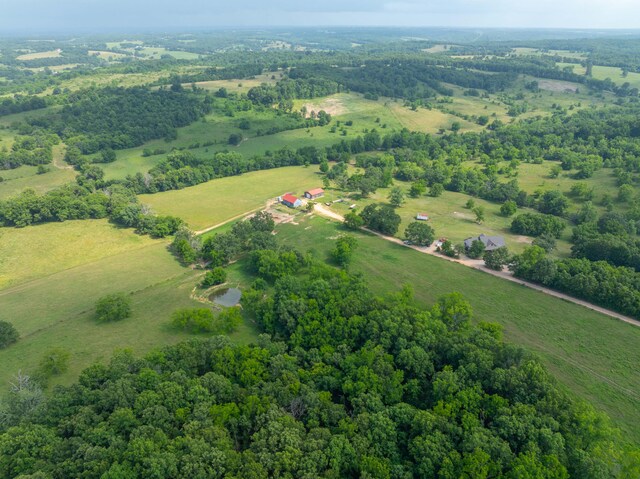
[464,234,506,252]
[281,193,302,208]
[416,213,429,221]
[304,188,325,199]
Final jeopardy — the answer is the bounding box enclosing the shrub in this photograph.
[171,308,216,333]
[202,267,227,288]
[38,348,71,378]
[95,293,132,322]
[0,321,19,349]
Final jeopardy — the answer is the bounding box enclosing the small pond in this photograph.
[209,287,242,307]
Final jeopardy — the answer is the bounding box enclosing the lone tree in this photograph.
[500,200,517,217]
[484,247,510,271]
[405,221,435,247]
[95,293,132,322]
[343,211,364,230]
[0,321,19,349]
[473,206,485,224]
[331,235,358,267]
[388,186,406,207]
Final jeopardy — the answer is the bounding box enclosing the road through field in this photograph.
[313,204,640,329]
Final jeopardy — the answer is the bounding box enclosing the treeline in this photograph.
[0,166,182,236]
[0,255,633,477]
[288,60,517,99]
[512,246,640,318]
[0,130,59,170]
[27,87,213,154]
[0,95,47,116]
[123,147,328,194]
[159,63,266,85]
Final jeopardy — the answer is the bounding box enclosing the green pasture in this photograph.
[139,166,326,230]
[0,221,260,393]
[276,214,640,446]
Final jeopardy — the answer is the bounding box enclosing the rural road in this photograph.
[313,204,640,329]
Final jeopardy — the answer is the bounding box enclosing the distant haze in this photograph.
[2,0,640,33]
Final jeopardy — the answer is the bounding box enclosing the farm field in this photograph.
[557,62,640,89]
[139,166,327,230]
[0,219,159,289]
[275,214,640,445]
[0,221,260,393]
[189,72,282,93]
[15,49,61,60]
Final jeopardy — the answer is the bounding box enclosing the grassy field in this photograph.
[16,49,61,60]
[275,214,640,445]
[0,220,260,392]
[139,166,326,230]
[190,72,281,94]
[0,219,160,289]
[557,63,640,89]
[102,93,482,180]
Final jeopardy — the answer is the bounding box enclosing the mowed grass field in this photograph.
[275,215,640,446]
[139,166,326,230]
[0,219,159,289]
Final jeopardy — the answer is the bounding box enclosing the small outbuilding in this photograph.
[464,233,506,252]
[416,213,429,221]
[281,193,302,208]
[304,188,325,199]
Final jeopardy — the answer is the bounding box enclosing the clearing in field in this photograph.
[191,72,281,94]
[16,49,62,60]
[88,50,128,60]
[537,79,579,93]
[275,214,640,445]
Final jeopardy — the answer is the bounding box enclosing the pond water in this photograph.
[209,287,242,307]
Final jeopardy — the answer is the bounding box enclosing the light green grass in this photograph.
[191,72,281,94]
[0,219,160,289]
[16,49,61,61]
[276,214,640,446]
[0,223,259,392]
[139,166,326,230]
[557,63,640,89]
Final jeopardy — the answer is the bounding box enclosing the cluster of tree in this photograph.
[160,63,266,85]
[0,95,47,116]
[27,86,213,154]
[0,129,58,169]
[510,212,566,238]
[358,203,402,235]
[1,253,634,477]
[571,215,640,271]
[247,77,340,106]
[511,246,640,318]
[171,211,276,267]
[0,168,182,237]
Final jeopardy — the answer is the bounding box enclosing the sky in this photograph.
[2,0,640,33]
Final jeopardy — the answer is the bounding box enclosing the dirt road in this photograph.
[314,204,640,328]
